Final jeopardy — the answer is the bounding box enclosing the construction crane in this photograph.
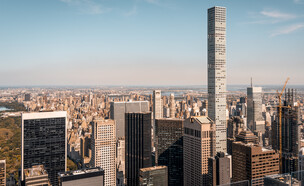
[277,77,290,173]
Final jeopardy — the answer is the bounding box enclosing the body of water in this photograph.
[0,107,10,111]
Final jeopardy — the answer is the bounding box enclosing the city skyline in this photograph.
[1,0,304,86]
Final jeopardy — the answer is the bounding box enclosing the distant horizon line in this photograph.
[1,84,304,88]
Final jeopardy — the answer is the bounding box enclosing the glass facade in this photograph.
[23,116,66,186]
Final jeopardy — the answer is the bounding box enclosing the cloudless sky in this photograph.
[0,0,304,86]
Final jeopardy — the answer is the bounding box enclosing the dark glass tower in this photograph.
[155,118,183,186]
[125,112,152,186]
[21,111,67,186]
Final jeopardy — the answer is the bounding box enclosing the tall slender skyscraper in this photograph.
[91,120,116,186]
[21,111,67,186]
[208,6,227,153]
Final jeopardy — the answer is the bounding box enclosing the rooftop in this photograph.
[24,165,48,178]
[140,166,167,172]
[59,167,104,178]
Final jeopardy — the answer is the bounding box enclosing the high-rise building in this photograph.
[153,90,162,122]
[125,112,152,186]
[24,93,31,101]
[208,152,231,186]
[139,166,168,186]
[58,167,104,186]
[247,87,265,133]
[21,111,67,186]
[207,6,227,153]
[116,138,125,186]
[155,118,183,186]
[23,165,50,186]
[272,89,301,173]
[91,120,116,186]
[0,160,5,186]
[232,142,279,185]
[184,116,216,185]
[169,94,175,118]
[110,101,149,139]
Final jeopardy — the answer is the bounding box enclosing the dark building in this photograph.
[21,111,67,186]
[208,152,231,185]
[232,141,279,186]
[125,112,152,186]
[58,167,104,186]
[139,166,168,186]
[110,101,149,139]
[155,118,183,186]
[24,94,31,101]
[272,89,301,173]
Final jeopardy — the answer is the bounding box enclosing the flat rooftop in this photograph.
[140,166,167,172]
[24,165,48,178]
[59,167,103,178]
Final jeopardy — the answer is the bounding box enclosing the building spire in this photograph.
[251,77,253,88]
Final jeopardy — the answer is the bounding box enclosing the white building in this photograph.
[91,120,116,186]
[208,6,227,153]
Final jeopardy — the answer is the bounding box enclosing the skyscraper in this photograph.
[169,94,175,118]
[183,116,216,185]
[21,111,67,186]
[208,152,231,186]
[272,89,301,173]
[247,86,265,133]
[207,6,227,153]
[125,112,152,186]
[91,120,116,186]
[155,118,183,186]
[110,101,149,139]
[232,141,279,185]
[153,90,162,122]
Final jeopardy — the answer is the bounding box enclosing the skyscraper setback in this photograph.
[207,6,227,153]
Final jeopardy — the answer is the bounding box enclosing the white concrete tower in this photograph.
[169,93,175,118]
[207,6,227,153]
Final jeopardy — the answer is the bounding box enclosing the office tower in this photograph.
[272,89,301,173]
[153,90,162,122]
[139,166,168,186]
[24,93,31,101]
[110,101,149,139]
[58,167,104,186]
[207,6,227,153]
[232,141,279,185]
[91,120,116,186]
[23,165,50,186]
[0,160,5,186]
[235,130,259,144]
[184,116,216,185]
[247,87,265,133]
[208,152,231,186]
[21,111,67,186]
[155,118,183,186]
[169,94,175,118]
[125,112,152,186]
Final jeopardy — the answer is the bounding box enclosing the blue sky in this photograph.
[0,0,303,86]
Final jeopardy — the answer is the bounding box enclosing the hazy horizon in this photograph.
[1,0,303,86]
